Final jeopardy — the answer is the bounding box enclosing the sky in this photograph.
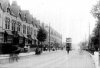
[9,0,98,44]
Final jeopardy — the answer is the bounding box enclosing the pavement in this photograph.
[91,52,100,68]
[66,50,96,68]
[0,50,55,64]
[0,50,96,68]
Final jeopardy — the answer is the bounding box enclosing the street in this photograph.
[0,50,95,68]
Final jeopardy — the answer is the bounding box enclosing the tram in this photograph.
[66,38,72,51]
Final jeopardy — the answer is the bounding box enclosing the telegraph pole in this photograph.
[49,23,50,51]
[98,23,100,66]
[88,22,90,49]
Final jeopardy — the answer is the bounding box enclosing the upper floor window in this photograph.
[30,27,33,35]
[7,7,11,14]
[12,19,16,31]
[23,25,26,34]
[0,3,2,10]
[17,22,21,32]
[5,17,10,29]
[27,26,30,35]
[34,30,37,37]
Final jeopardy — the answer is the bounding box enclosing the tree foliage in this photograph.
[80,41,88,50]
[37,27,47,43]
[90,0,100,51]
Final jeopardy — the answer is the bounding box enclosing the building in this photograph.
[0,0,39,53]
[40,23,62,49]
[0,0,62,53]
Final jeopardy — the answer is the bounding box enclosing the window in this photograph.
[35,24,37,28]
[34,30,37,36]
[27,26,30,35]
[30,27,33,35]
[5,17,10,29]
[7,8,11,14]
[17,22,21,32]
[23,25,26,34]
[11,19,16,31]
[0,3,2,10]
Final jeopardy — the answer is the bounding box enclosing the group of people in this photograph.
[9,46,21,62]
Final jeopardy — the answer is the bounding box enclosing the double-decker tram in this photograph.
[66,38,72,51]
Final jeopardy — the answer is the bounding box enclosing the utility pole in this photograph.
[88,22,90,49]
[49,23,50,52]
[85,34,86,42]
[98,24,100,66]
[61,34,62,48]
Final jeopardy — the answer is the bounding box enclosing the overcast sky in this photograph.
[9,0,98,44]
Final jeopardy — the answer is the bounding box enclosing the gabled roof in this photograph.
[25,11,33,24]
[19,10,27,21]
[32,18,41,28]
[0,0,10,12]
[10,1,20,17]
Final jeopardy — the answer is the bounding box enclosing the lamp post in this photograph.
[88,22,90,50]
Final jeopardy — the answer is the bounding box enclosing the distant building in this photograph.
[40,23,62,48]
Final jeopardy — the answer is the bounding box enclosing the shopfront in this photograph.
[12,31,19,45]
[23,34,29,46]
[0,31,4,54]
[1,30,13,54]
[4,30,13,44]
[27,35,32,45]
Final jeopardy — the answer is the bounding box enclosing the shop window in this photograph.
[23,25,26,34]
[12,19,16,31]
[5,17,10,29]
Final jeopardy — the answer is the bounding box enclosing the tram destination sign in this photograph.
[66,38,72,43]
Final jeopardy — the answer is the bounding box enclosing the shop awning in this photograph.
[23,34,27,38]
[18,32,23,37]
[6,30,13,35]
[28,37,33,41]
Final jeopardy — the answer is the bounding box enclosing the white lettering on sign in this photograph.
[66,38,72,43]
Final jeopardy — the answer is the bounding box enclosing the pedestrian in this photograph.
[66,46,70,54]
[9,45,15,63]
[9,51,14,63]
[13,46,21,62]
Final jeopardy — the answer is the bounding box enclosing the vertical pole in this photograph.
[99,25,100,66]
[61,34,62,47]
[98,26,100,66]
[49,23,50,52]
[88,22,90,50]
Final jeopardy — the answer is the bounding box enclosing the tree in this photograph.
[80,41,88,50]
[37,27,47,47]
[35,27,47,54]
[91,0,100,51]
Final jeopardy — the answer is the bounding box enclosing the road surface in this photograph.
[0,50,95,68]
